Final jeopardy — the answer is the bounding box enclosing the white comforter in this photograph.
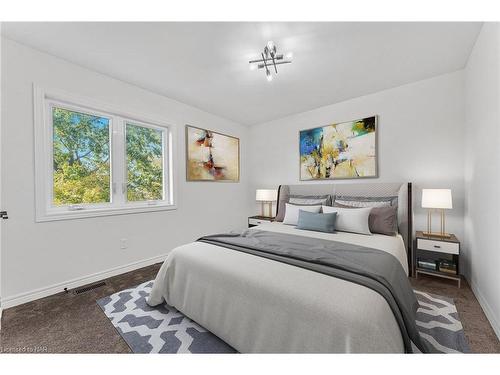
[147,223,408,353]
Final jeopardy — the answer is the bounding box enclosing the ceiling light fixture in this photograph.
[249,41,292,81]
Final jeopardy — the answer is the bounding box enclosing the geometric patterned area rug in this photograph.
[97,281,470,354]
[414,290,470,353]
[97,281,236,353]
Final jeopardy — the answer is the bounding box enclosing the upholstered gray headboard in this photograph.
[276,182,414,274]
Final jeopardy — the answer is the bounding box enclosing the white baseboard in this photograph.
[470,280,500,340]
[2,253,168,309]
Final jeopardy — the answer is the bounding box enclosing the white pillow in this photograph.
[322,206,372,235]
[283,203,322,225]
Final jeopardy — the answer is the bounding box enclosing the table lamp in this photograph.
[421,189,453,238]
[256,189,277,218]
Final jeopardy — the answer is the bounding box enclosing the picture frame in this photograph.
[185,125,240,182]
[299,116,378,180]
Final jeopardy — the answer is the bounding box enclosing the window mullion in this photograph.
[111,117,126,207]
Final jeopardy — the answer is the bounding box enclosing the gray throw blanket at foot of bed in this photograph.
[198,230,430,353]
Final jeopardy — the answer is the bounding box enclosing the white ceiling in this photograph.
[2,22,481,125]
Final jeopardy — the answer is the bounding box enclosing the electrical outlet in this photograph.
[120,238,128,250]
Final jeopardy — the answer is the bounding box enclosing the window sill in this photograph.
[35,204,177,223]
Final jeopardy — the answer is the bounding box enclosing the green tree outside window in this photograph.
[52,107,110,205]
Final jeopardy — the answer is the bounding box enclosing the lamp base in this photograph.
[422,231,452,239]
[426,209,451,239]
[260,201,274,218]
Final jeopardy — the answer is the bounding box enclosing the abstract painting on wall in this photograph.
[186,125,240,182]
[299,116,377,180]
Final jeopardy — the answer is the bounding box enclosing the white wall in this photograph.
[249,71,466,253]
[464,23,500,338]
[0,38,250,306]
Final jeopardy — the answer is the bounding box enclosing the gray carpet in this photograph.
[97,280,470,354]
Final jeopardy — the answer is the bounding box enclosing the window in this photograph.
[34,87,176,221]
[126,122,164,202]
[52,107,111,206]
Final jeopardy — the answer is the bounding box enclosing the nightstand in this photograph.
[248,215,274,228]
[415,231,461,287]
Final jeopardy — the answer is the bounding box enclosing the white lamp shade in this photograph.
[256,189,277,202]
[422,189,453,209]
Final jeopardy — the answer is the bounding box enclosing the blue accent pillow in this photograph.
[296,210,337,233]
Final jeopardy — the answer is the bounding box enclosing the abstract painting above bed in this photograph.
[186,125,240,182]
[299,116,377,180]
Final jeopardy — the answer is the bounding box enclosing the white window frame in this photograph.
[34,85,177,222]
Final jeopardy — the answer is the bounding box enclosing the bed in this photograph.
[147,182,417,353]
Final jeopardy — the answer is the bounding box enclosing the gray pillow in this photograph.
[334,199,392,208]
[296,210,337,233]
[276,194,331,222]
[289,196,330,205]
[334,195,398,207]
[369,206,398,236]
[334,202,397,236]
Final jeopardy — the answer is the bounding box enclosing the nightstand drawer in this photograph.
[417,238,459,255]
[249,218,270,226]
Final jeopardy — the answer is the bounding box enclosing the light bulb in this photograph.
[266,70,273,82]
[249,63,257,71]
[267,40,275,50]
[285,52,293,59]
